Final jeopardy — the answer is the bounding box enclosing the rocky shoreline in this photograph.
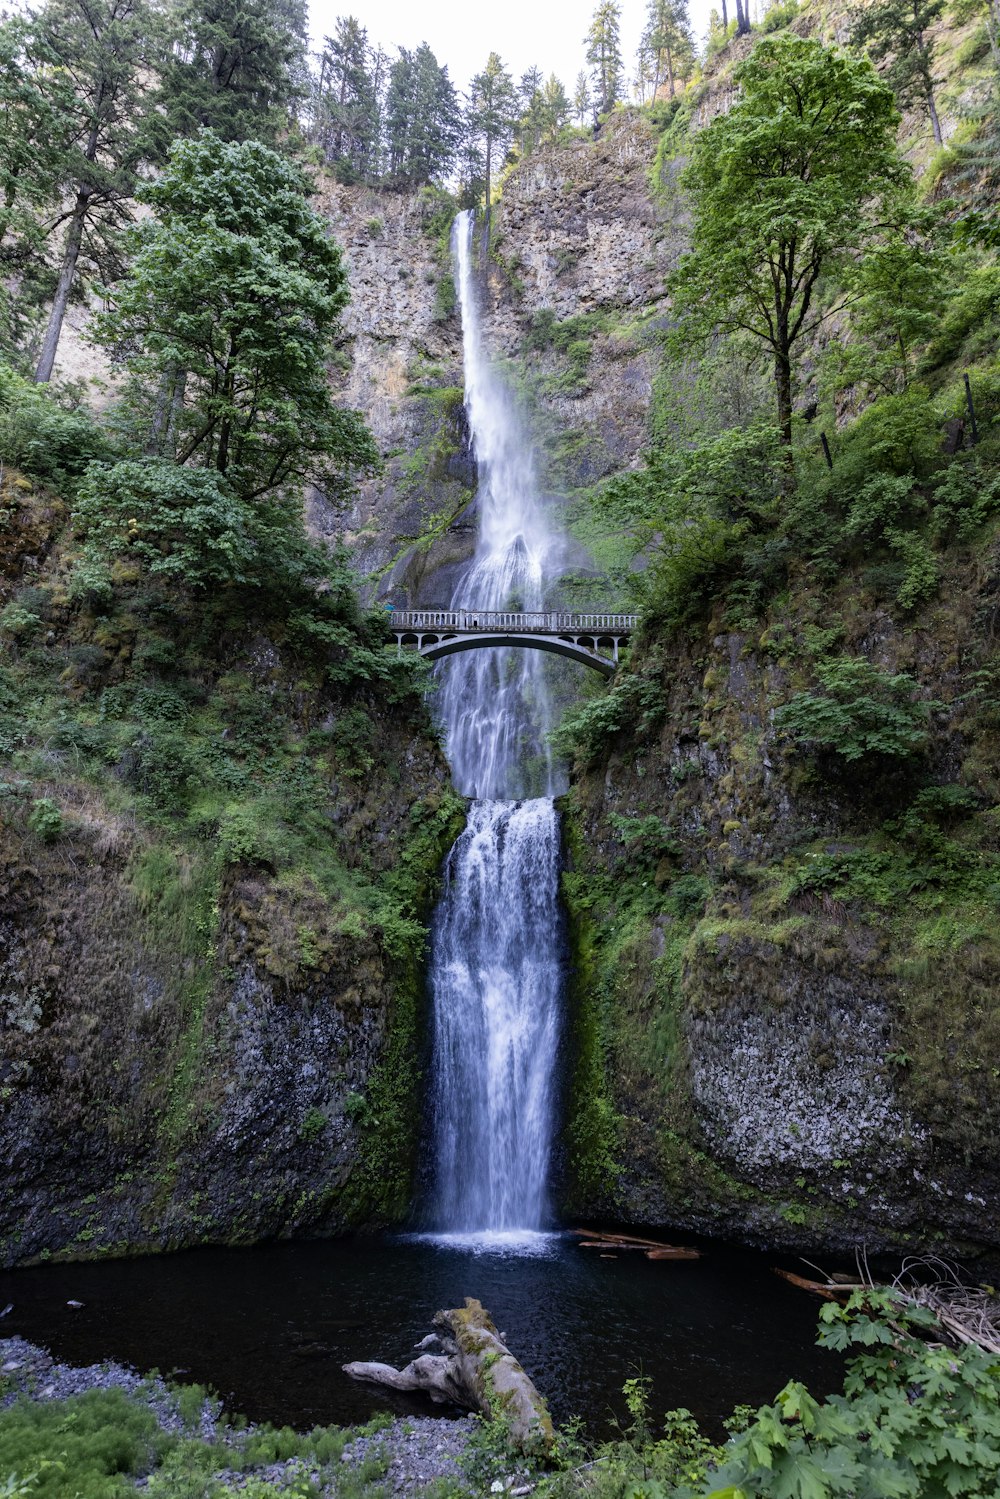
[0,1335,479,1495]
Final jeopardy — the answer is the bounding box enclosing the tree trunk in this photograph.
[925,81,943,146]
[146,365,186,457]
[721,0,729,28]
[34,186,89,384]
[484,136,492,210]
[774,341,793,448]
[344,1300,554,1459]
[666,44,675,96]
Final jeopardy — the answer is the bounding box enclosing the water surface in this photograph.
[0,1233,843,1438]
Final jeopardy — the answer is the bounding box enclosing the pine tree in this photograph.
[384,43,460,186]
[33,0,152,384]
[641,0,694,100]
[0,15,75,268]
[584,0,624,117]
[850,0,944,145]
[152,0,308,155]
[541,74,571,139]
[466,52,518,207]
[573,70,593,125]
[313,16,380,180]
[517,66,545,155]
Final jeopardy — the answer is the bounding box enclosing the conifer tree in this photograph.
[384,43,460,185]
[152,0,307,154]
[33,0,152,384]
[850,0,944,145]
[584,0,623,117]
[517,66,545,155]
[466,52,518,207]
[573,70,593,125]
[641,0,694,99]
[313,16,380,180]
[541,74,571,138]
[0,16,76,271]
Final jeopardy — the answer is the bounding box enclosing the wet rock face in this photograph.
[0,685,456,1268]
[561,587,1000,1259]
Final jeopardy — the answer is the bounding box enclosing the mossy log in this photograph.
[343,1297,554,1457]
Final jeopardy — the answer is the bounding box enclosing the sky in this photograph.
[307,0,717,100]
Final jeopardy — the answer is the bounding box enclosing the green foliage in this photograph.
[150,0,307,159]
[0,1387,167,1497]
[551,674,667,763]
[0,364,110,481]
[73,461,258,588]
[28,796,63,842]
[706,1290,1000,1498]
[93,132,377,502]
[670,34,907,443]
[760,0,800,31]
[775,657,932,763]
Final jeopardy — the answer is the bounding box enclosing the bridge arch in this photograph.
[417,631,616,676]
[389,608,637,679]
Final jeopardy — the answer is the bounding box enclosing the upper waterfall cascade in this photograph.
[426,210,567,1238]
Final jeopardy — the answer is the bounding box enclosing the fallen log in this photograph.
[645,1247,701,1261]
[343,1298,554,1458]
[773,1268,861,1299]
[573,1227,702,1257]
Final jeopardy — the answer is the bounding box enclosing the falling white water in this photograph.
[427,211,564,1236]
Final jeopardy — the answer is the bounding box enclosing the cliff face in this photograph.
[557,543,1000,1256]
[0,477,463,1267]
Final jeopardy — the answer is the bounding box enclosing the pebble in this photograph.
[0,1336,480,1494]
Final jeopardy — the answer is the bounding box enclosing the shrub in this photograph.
[0,364,111,483]
[28,797,63,842]
[760,0,800,30]
[775,657,933,762]
[706,1290,1000,1498]
[72,460,257,590]
[0,603,41,640]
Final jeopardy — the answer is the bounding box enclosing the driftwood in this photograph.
[773,1267,859,1300]
[573,1227,701,1260]
[343,1298,554,1457]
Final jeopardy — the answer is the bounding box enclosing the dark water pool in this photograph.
[0,1232,844,1437]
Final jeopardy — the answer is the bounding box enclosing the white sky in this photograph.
[307,0,717,100]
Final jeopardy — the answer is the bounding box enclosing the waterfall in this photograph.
[426,211,564,1238]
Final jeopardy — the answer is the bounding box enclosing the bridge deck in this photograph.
[389,609,639,635]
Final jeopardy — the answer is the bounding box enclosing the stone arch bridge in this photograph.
[388,609,638,677]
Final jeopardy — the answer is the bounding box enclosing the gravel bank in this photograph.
[0,1335,480,1494]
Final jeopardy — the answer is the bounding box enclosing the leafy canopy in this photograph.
[94,131,377,501]
[669,35,907,444]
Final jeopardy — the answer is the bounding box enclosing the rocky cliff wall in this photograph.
[557,535,1000,1259]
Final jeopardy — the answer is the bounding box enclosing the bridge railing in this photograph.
[389,609,639,634]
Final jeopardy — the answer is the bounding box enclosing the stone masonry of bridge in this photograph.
[389,609,638,677]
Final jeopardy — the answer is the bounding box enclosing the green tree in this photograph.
[0,14,78,358]
[541,74,571,139]
[573,69,593,125]
[151,0,308,155]
[585,0,623,115]
[669,35,907,449]
[517,66,545,155]
[832,227,949,396]
[32,0,152,385]
[93,132,377,500]
[312,16,380,180]
[641,0,694,99]
[466,52,518,208]
[850,0,944,146]
[384,43,460,185]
